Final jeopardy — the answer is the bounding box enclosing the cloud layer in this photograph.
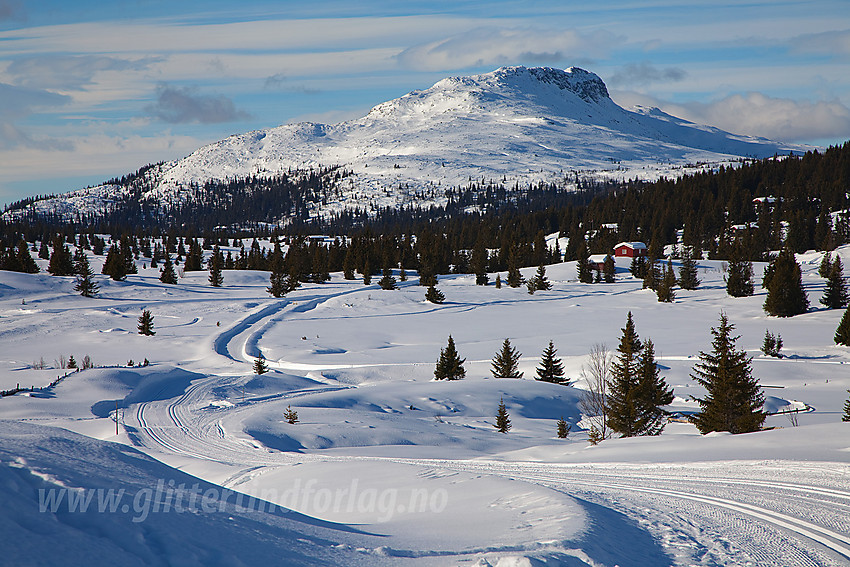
[145,85,251,124]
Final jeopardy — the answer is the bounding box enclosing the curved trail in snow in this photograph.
[124,285,850,567]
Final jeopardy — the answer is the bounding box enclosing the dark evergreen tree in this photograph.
[16,240,39,273]
[818,252,833,278]
[160,254,178,284]
[47,237,74,276]
[208,245,224,287]
[491,338,523,379]
[378,266,398,290]
[843,390,850,422]
[761,330,783,357]
[434,335,465,380]
[533,264,551,291]
[137,310,155,336]
[642,256,661,290]
[471,235,489,285]
[835,307,850,346]
[820,256,848,309]
[284,405,299,424]
[67,355,77,369]
[253,353,269,374]
[603,254,615,283]
[535,340,567,384]
[494,398,511,433]
[605,312,645,437]
[425,285,445,304]
[38,239,50,260]
[690,313,766,434]
[556,417,570,438]
[763,248,809,317]
[656,259,676,303]
[102,245,127,281]
[630,255,648,279]
[636,338,674,435]
[576,241,593,283]
[494,274,502,289]
[73,253,99,298]
[678,247,701,290]
[506,247,524,288]
[725,248,754,298]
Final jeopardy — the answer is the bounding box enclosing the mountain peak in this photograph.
[487,65,610,103]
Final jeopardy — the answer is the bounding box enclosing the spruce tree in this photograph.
[536,340,567,384]
[636,338,674,435]
[67,355,77,369]
[818,252,833,278]
[494,274,502,289]
[725,247,754,297]
[576,241,593,283]
[160,254,178,284]
[378,266,398,290]
[603,254,615,283]
[253,353,269,374]
[678,247,701,290]
[494,398,511,433]
[761,330,783,357]
[102,245,127,281]
[820,256,848,309]
[425,285,445,304]
[208,245,224,287]
[690,313,766,434]
[630,255,647,279]
[843,390,850,422]
[434,335,465,380]
[284,405,299,424]
[556,417,570,438]
[605,312,645,437]
[835,307,850,346]
[656,259,676,302]
[588,425,602,445]
[763,248,808,317]
[16,240,39,273]
[73,253,99,298]
[48,237,74,276]
[471,235,489,285]
[137,310,155,336]
[642,256,661,290]
[506,248,523,288]
[491,338,523,379]
[533,264,551,290]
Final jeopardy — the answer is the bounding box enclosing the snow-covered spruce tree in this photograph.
[576,241,593,284]
[843,391,850,422]
[160,254,178,284]
[253,353,268,375]
[835,307,850,346]
[678,247,701,290]
[605,312,644,437]
[284,405,298,424]
[603,254,615,283]
[378,266,398,290]
[73,253,99,298]
[208,246,224,287]
[536,340,567,384]
[763,248,808,317]
[588,425,602,445]
[556,417,570,438]
[434,335,465,380]
[533,264,551,290]
[67,355,77,369]
[690,313,766,434]
[820,256,848,309]
[491,338,523,379]
[137,310,155,336]
[425,285,445,304]
[494,398,511,433]
[637,338,674,435]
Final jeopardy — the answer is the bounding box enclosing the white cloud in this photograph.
[5,55,161,89]
[606,62,687,88]
[613,89,850,143]
[790,29,850,58]
[396,27,624,71]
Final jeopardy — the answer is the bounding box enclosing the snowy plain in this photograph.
[1,244,850,566]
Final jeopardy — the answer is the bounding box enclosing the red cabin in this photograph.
[613,242,647,258]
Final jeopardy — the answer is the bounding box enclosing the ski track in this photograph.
[123,287,850,567]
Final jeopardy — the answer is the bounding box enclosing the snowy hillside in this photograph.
[1,243,849,565]
[6,66,808,223]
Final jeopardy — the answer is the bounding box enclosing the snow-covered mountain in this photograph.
[7,66,808,222]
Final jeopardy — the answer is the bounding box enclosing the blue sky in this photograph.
[1,0,849,206]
